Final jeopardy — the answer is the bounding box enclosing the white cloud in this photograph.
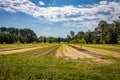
[2,7,16,13]
[99,0,107,5]
[39,1,45,6]
[0,0,120,30]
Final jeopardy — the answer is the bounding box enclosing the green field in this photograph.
[0,44,120,80]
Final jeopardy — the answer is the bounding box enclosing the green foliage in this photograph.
[92,40,96,44]
[32,41,37,44]
[70,38,86,44]
[80,38,86,44]
[70,39,77,43]
[118,40,120,44]
[3,42,6,44]
[14,41,21,44]
[67,17,120,44]
[39,36,66,43]
[0,27,37,44]
[70,31,75,39]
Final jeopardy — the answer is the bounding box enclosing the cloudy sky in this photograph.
[0,0,120,37]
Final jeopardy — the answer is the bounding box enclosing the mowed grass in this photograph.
[83,44,120,53]
[0,44,47,51]
[12,44,61,56]
[57,44,66,53]
[0,44,120,80]
[71,44,120,58]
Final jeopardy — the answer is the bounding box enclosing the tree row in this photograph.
[67,17,120,44]
[0,27,37,43]
[0,17,120,44]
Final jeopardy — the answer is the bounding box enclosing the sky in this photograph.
[0,0,120,37]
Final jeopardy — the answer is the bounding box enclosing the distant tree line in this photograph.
[0,27,67,44]
[0,27,37,44]
[39,36,66,43]
[0,17,120,44]
[67,17,120,44]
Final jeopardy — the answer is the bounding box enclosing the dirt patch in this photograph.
[56,45,114,63]
[69,45,105,59]
[56,45,94,59]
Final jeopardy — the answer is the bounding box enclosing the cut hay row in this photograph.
[0,44,54,55]
[84,44,120,53]
[56,44,114,64]
[69,45,105,59]
[70,44,120,58]
[56,44,95,59]
[10,44,61,56]
[29,44,60,56]
[0,44,47,52]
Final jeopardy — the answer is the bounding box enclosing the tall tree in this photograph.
[70,31,75,39]
[66,34,71,43]
[76,31,84,39]
[84,30,93,44]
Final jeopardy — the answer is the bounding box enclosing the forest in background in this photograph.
[0,17,120,44]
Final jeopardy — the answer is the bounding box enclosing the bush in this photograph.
[118,40,120,44]
[32,41,37,44]
[14,41,21,44]
[92,40,96,44]
[70,40,77,43]
[80,38,86,44]
[3,42,6,44]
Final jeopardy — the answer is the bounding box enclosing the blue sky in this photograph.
[0,0,120,37]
